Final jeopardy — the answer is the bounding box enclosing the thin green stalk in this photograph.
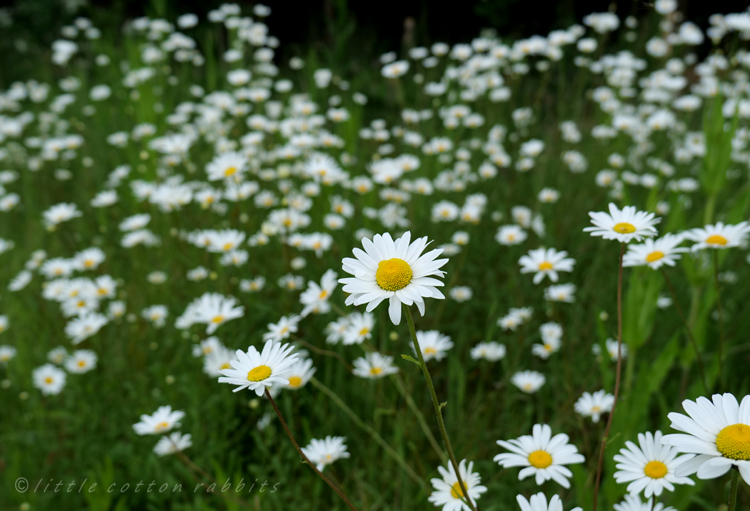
[391,373,447,464]
[310,377,426,488]
[265,389,360,511]
[728,468,740,511]
[661,269,709,394]
[592,243,625,511]
[403,304,478,511]
[714,250,726,389]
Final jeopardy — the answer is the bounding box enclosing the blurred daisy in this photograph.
[340,231,447,325]
[191,293,245,334]
[614,430,695,498]
[218,340,298,396]
[662,393,750,485]
[574,390,614,423]
[623,234,687,269]
[544,284,576,303]
[64,350,98,374]
[301,436,350,472]
[0,345,17,364]
[584,203,659,243]
[263,315,300,342]
[428,459,487,511]
[516,492,582,511]
[519,248,575,284]
[202,345,235,377]
[449,286,473,302]
[495,424,585,488]
[282,358,316,390]
[33,364,66,395]
[352,352,398,379]
[299,269,338,317]
[593,338,628,362]
[532,336,561,360]
[511,370,546,393]
[133,405,185,435]
[471,341,506,361]
[414,330,454,362]
[496,225,527,246]
[683,222,750,251]
[154,432,193,456]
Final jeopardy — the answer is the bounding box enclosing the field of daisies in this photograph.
[2,1,750,510]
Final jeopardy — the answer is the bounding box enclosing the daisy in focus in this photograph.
[519,248,575,284]
[584,203,660,243]
[662,393,750,485]
[301,436,350,472]
[683,221,750,251]
[218,340,298,396]
[494,424,585,488]
[574,390,614,423]
[133,405,185,435]
[340,232,447,325]
[428,459,487,511]
[613,430,695,498]
[623,234,687,269]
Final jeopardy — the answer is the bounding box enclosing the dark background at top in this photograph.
[1,0,749,84]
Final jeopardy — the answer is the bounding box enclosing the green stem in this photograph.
[392,373,447,463]
[403,304,478,511]
[728,468,740,511]
[661,269,709,394]
[714,250,726,389]
[310,377,426,488]
[592,243,625,511]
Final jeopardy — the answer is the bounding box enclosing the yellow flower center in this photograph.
[646,251,664,263]
[359,327,370,337]
[613,222,636,234]
[220,362,231,370]
[424,347,437,355]
[706,234,728,246]
[77,360,86,367]
[154,421,169,431]
[538,261,553,271]
[644,460,668,479]
[288,376,302,387]
[528,450,553,468]
[319,290,329,299]
[44,377,53,384]
[450,481,465,499]
[369,367,383,376]
[375,258,413,291]
[223,242,234,251]
[716,424,750,460]
[84,260,94,268]
[591,405,601,412]
[224,166,237,177]
[247,365,272,382]
[212,315,225,324]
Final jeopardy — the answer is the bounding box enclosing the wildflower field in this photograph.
[2,2,750,511]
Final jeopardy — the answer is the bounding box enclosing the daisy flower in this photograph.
[584,203,660,243]
[574,390,615,423]
[544,284,576,303]
[352,352,399,379]
[0,345,17,364]
[496,225,527,246]
[133,405,185,435]
[623,234,688,269]
[301,436,350,471]
[516,492,582,511]
[683,222,750,251]
[282,358,316,390]
[662,393,750,485]
[340,231,447,325]
[532,336,561,360]
[614,430,695,498]
[299,269,338,317]
[511,370,546,393]
[494,424,585,488]
[593,338,628,362]
[519,248,575,284]
[414,330,454,362]
[428,459,487,511]
[219,341,298,396]
[613,494,676,511]
[263,315,300,342]
[205,151,248,181]
[470,341,506,361]
[32,364,67,395]
[154,432,193,456]
[64,350,98,374]
[202,345,235,377]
